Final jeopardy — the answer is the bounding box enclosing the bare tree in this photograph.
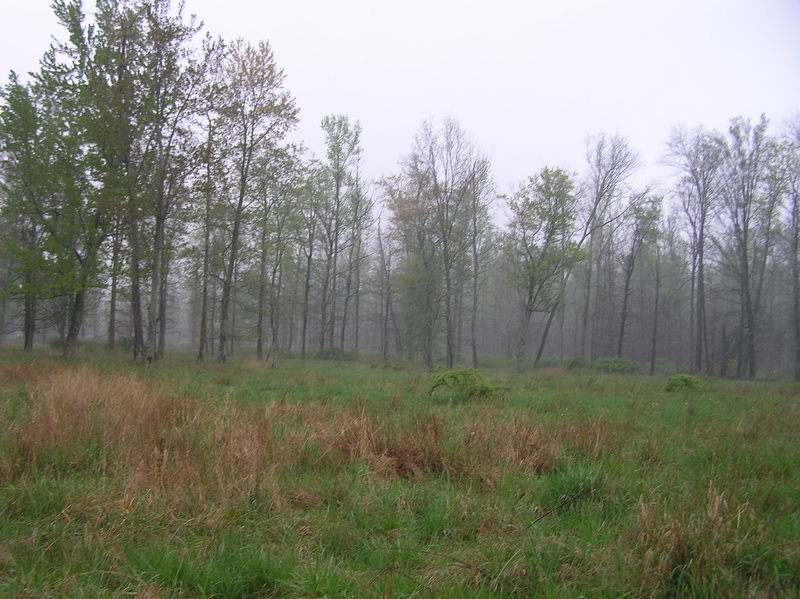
[665,125,724,373]
[406,119,487,368]
[577,134,641,357]
[715,115,777,378]
[783,117,800,380]
[616,195,661,358]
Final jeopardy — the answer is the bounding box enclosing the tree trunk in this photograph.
[617,246,636,358]
[650,249,661,375]
[130,210,146,363]
[301,245,313,360]
[218,165,248,362]
[63,288,86,359]
[256,208,269,361]
[793,199,800,381]
[157,253,170,359]
[516,308,532,373]
[579,234,595,357]
[23,290,36,351]
[108,230,120,352]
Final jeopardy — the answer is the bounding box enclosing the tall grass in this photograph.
[0,356,797,597]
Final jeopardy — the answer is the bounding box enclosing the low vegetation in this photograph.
[427,367,507,401]
[0,351,798,597]
[665,373,706,392]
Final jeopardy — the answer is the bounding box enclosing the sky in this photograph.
[1,0,799,196]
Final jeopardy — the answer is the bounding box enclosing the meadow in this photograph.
[0,350,798,598]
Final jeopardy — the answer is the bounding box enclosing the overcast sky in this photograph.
[1,0,799,194]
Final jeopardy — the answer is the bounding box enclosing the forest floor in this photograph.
[0,349,798,598]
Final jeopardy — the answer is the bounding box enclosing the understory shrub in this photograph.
[314,348,357,361]
[665,374,705,392]
[427,367,506,401]
[566,356,591,371]
[593,357,635,374]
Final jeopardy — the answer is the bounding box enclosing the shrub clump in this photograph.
[313,348,357,361]
[665,374,705,392]
[427,367,506,401]
[566,356,592,371]
[593,357,636,374]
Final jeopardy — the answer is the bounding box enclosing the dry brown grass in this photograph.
[5,365,638,508]
[630,482,778,596]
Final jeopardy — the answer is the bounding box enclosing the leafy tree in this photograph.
[318,114,362,354]
[215,40,298,363]
[503,167,583,371]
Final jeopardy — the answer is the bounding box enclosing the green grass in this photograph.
[0,351,798,597]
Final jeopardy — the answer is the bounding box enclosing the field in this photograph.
[0,351,798,598]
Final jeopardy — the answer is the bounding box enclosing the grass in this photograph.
[0,350,798,597]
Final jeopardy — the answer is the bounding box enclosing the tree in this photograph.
[577,134,641,357]
[616,195,661,358]
[252,144,301,364]
[140,0,203,361]
[783,117,800,381]
[503,167,583,371]
[405,118,488,368]
[0,77,49,351]
[716,115,777,378]
[0,7,115,359]
[317,115,362,354]
[384,169,441,367]
[215,39,298,363]
[665,125,724,374]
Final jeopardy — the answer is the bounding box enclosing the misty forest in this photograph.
[1,0,799,381]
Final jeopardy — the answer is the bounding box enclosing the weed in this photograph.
[665,373,706,392]
[427,367,506,401]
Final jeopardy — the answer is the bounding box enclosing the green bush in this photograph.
[566,356,592,371]
[665,374,705,392]
[313,348,357,361]
[593,357,635,374]
[427,367,506,401]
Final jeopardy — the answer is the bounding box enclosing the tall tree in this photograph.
[140,0,202,361]
[716,115,776,378]
[578,134,641,357]
[215,39,298,363]
[407,118,487,368]
[0,77,49,351]
[384,169,440,367]
[616,195,661,358]
[783,117,800,381]
[665,126,724,374]
[503,167,583,371]
[318,115,362,354]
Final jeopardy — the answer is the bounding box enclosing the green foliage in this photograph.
[314,348,357,361]
[593,357,636,374]
[566,356,636,374]
[665,374,706,392]
[566,356,592,370]
[427,367,506,401]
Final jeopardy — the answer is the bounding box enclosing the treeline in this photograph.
[0,0,798,379]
